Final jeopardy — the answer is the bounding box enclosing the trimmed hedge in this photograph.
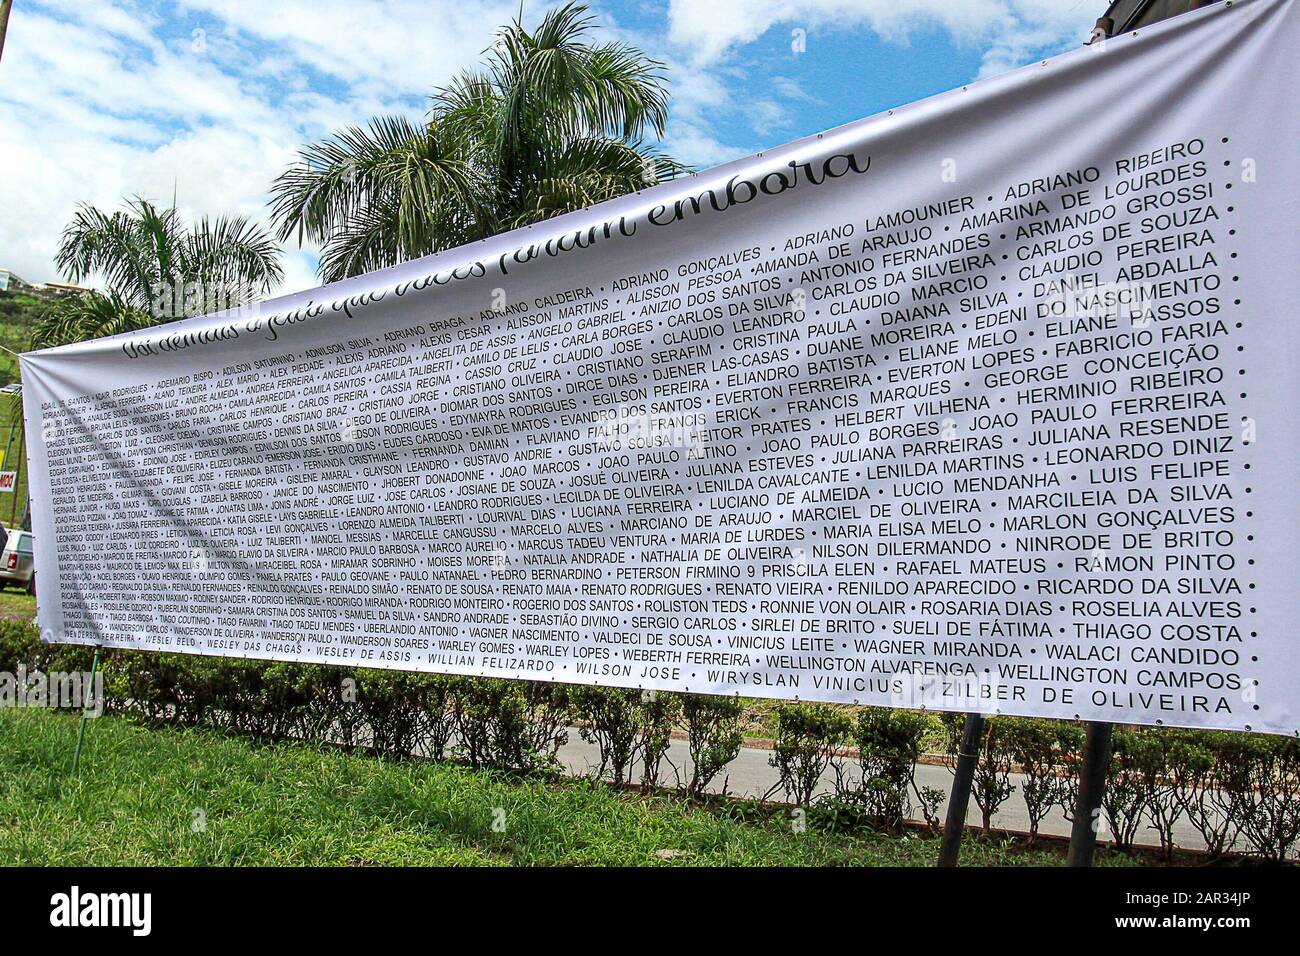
[1,619,1296,859]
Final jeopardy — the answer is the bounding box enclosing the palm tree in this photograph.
[32,198,283,347]
[270,1,683,283]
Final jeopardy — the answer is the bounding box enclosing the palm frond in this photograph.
[581,42,670,140]
[183,215,284,299]
[268,0,682,282]
[314,200,407,285]
[31,291,155,349]
[269,115,484,279]
[512,139,676,224]
[48,197,284,342]
[54,199,184,307]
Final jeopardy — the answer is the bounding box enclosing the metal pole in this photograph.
[0,1,12,65]
[1066,721,1114,867]
[71,646,101,776]
[9,420,23,527]
[2,422,14,474]
[936,712,985,867]
[1,423,12,528]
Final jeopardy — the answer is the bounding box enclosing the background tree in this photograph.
[32,198,282,348]
[270,1,683,283]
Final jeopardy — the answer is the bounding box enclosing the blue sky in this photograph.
[0,0,1102,291]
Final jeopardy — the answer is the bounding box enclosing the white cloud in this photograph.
[0,0,1099,294]
[666,0,1097,76]
[630,52,757,168]
[770,75,823,105]
[975,0,1103,77]
[644,0,1096,170]
[746,99,791,137]
[662,120,748,169]
[0,0,512,291]
[177,0,516,94]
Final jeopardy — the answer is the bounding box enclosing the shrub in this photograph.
[571,686,643,784]
[941,713,1015,832]
[849,708,941,832]
[0,622,99,680]
[1215,734,1300,863]
[450,678,504,770]
[354,671,452,760]
[16,616,1300,863]
[1173,730,1236,858]
[1002,717,1082,846]
[205,659,316,740]
[679,694,744,797]
[638,690,681,788]
[0,620,44,673]
[770,702,852,807]
[107,651,212,725]
[1096,728,1149,853]
[450,678,571,774]
[413,675,457,762]
[1124,728,1191,861]
[297,665,365,749]
[567,686,683,787]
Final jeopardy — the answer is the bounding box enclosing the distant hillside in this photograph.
[0,293,42,527]
[0,291,48,387]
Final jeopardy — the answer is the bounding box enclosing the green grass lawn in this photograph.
[0,589,35,623]
[0,709,1131,867]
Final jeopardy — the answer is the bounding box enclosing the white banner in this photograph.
[21,0,1300,733]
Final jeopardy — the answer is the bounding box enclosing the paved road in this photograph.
[556,730,1222,854]
[338,717,1246,855]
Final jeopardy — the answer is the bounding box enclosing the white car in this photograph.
[0,528,35,594]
